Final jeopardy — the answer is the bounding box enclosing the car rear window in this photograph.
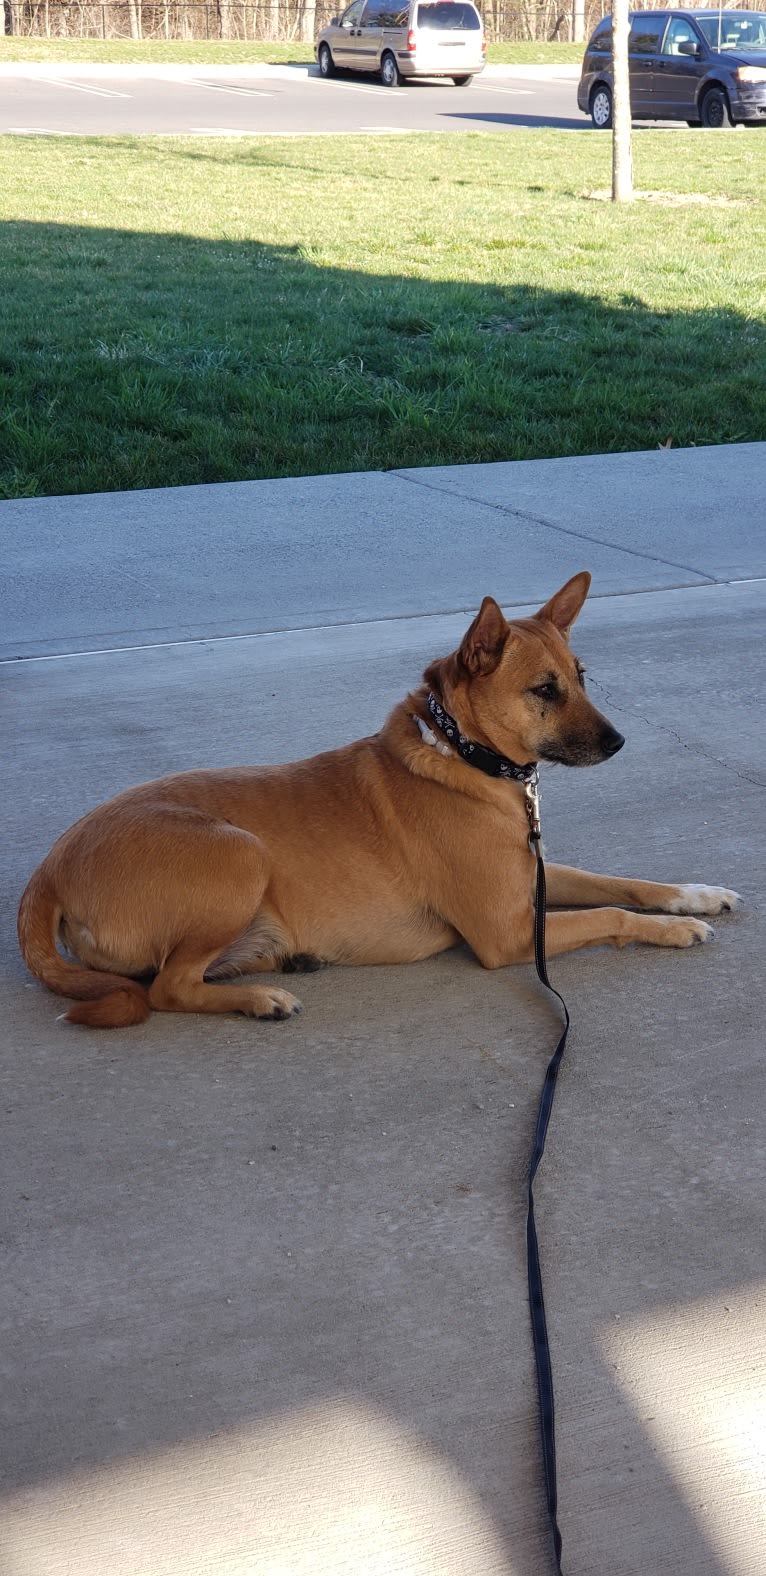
[416,2,481,29]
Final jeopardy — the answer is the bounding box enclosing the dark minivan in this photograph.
[578,8,766,127]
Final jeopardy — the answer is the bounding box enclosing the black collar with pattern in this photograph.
[426,693,537,784]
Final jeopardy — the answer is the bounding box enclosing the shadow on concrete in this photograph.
[445,109,588,129]
[2,200,765,499]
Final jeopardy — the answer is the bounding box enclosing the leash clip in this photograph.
[523,768,542,850]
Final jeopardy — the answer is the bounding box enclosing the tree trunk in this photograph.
[611,0,633,202]
[301,0,316,44]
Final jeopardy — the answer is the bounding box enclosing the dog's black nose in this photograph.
[601,727,625,756]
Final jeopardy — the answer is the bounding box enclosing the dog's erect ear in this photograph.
[460,597,509,675]
[535,572,591,637]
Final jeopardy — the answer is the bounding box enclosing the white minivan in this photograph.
[316,0,486,87]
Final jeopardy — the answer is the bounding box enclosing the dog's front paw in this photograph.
[668,884,742,917]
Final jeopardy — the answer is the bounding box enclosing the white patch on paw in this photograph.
[668,884,742,917]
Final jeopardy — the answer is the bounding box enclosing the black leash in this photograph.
[525,776,569,1574]
[420,698,569,1569]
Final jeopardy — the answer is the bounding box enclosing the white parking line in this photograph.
[321,80,404,95]
[37,76,131,98]
[175,79,273,98]
[475,85,535,96]
[6,126,75,135]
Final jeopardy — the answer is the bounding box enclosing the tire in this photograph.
[380,50,402,87]
[452,75,473,87]
[590,84,612,130]
[699,87,733,128]
[318,43,335,79]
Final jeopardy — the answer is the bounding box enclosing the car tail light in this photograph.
[481,30,487,53]
[407,28,416,52]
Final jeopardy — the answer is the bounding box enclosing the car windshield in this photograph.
[695,10,766,50]
[416,2,481,28]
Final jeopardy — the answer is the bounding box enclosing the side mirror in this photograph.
[677,40,700,57]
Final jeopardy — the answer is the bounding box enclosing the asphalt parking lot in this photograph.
[0,61,586,135]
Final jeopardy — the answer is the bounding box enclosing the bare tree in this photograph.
[301,0,316,42]
[612,0,633,201]
[127,0,143,39]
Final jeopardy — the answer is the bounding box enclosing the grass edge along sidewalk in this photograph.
[0,37,584,66]
[1,130,764,500]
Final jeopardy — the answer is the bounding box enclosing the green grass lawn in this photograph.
[0,37,583,65]
[1,132,764,499]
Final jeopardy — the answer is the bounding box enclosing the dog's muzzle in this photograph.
[539,723,625,767]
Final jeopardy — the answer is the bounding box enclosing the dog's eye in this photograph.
[532,683,558,703]
[576,664,586,688]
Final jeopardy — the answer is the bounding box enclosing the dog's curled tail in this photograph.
[17,869,151,1029]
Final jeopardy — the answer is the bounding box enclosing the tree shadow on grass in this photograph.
[1,215,764,498]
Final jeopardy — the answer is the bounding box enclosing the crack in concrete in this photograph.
[587,677,765,788]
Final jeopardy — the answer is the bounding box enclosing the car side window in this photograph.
[340,0,365,26]
[363,0,407,22]
[629,14,666,54]
[661,17,699,56]
[590,20,612,52]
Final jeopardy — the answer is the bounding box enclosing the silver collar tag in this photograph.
[523,769,542,849]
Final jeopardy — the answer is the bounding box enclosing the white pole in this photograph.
[612,0,634,203]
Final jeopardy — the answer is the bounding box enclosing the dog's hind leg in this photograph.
[544,864,741,916]
[150,935,301,1020]
[144,825,301,1020]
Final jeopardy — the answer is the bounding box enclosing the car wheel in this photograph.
[380,50,402,87]
[452,75,473,87]
[318,44,335,79]
[590,84,613,130]
[699,87,733,128]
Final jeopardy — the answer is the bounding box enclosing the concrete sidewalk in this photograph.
[2,444,765,1576]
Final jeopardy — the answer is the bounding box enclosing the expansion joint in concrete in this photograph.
[389,469,718,587]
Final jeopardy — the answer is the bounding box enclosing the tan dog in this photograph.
[18,572,740,1029]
